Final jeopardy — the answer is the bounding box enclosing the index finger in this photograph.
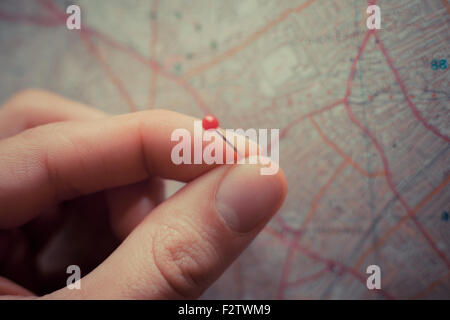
[0,109,251,227]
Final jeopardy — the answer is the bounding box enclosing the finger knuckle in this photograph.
[151,222,217,298]
[17,123,82,201]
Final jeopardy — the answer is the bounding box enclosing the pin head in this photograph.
[202,114,219,130]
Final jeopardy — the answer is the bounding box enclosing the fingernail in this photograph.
[215,156,285,233]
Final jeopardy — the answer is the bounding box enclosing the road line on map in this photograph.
[354,174,450,269]
[183,0,317,79]
[276,161,347,298]
[80,31,139,112]
[345,100,450,269]
[374,31,450,143]
[310,118,385,178]
[410,271,450,299]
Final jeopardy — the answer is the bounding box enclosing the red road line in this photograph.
[286,267,328,288]
[278,30,374,142]
[36,0,139,112]
[293,241,394,299]
[275,29,376,299]
[374,32,450,143]
[275,237,297,299]
[183,0,317,79]
[441,0,450,15]
[85,28,211,114]
[344,30,375,100]
[0,10,60,26]
[339,27,450,269]
[279,98,345,140]
[276,161,347,299]
[344,102,450,269]
[80,31,139,112]
[0,2,212,115]
[265,226,394,299]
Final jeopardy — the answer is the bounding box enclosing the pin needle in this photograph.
[202,115,242,157]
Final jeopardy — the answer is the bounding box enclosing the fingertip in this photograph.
[216,158,287,233]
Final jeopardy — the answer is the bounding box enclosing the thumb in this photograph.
[48,157,287,299]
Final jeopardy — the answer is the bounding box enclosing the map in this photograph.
[0,0,449,299]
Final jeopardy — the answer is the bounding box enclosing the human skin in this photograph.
[0,89,287,299]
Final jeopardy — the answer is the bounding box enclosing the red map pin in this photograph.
[202,114,219,130]
[202,114,240,156]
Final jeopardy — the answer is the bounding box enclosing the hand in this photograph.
[0,90,287,299]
